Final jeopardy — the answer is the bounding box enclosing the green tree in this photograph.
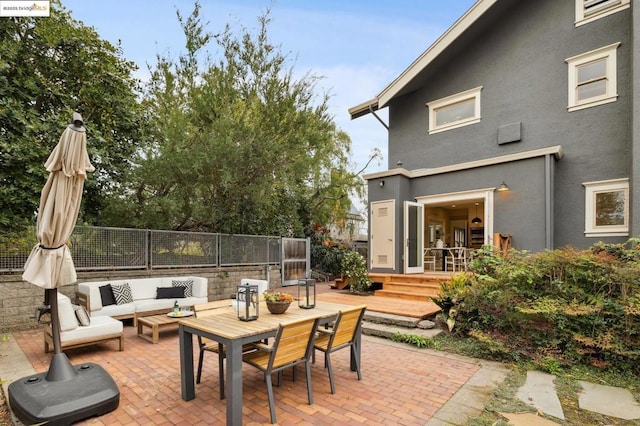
[0,0,146,231]
[107,2,368,236]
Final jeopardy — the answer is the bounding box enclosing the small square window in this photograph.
[426,87,482,134]
[566,43,619,112]
[583,178,628,237]
[575,0,629,27]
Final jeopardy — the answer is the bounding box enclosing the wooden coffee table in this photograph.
[137,311,193,344]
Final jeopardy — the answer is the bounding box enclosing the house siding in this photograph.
[385,0,631,251]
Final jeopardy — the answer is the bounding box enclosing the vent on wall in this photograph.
[497,121,522,145]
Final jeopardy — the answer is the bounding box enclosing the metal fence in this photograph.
[0,226,281,272]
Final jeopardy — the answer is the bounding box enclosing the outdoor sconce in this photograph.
[379,180,385,187]
[497,181,510,192]
[237,282,259,321]
[297,278,316,309]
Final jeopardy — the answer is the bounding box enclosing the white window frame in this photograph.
[565,43,619,112]
[583,178,629,237]
[575,0,630,27]
[426,86,482,135]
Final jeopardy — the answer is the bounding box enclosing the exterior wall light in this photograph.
[497,181,510,192]
[379,180,385,187]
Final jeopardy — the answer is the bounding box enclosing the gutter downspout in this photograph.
[369,105,389,130]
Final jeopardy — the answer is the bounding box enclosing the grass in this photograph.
[426,333,640,425]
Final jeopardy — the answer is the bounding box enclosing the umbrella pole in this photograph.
[45,288,77,382]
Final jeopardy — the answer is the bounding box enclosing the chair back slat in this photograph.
[271,317,318,368]
[331,306,366,347]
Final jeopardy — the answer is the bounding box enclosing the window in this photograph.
[426,86,482,134]
[566,43,619,112]
[583,178,628,237]
[575,0,630,27]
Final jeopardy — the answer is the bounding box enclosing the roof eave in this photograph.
[348,98,380,120]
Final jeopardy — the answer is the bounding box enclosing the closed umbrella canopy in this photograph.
[22,112,94,288]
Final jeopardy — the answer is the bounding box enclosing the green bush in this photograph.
[431,240,640,374]
[340,250,371,294]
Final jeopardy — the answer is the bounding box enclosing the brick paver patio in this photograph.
[12,319,480,425]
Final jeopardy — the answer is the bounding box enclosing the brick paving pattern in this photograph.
[13,323,480,425]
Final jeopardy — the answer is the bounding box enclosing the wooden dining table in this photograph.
[178,300,364,425]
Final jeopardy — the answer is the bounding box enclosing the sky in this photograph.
[61,0,477,178]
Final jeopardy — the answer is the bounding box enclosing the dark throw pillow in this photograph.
[99,284,116,306]
[112,282,134,305]
[156,286,185,299]
[172,279,194,297]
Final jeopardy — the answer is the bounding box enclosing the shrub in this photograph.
[340,250,371,294]
[431,239,640,374]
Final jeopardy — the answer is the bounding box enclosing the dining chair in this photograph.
[423,248,437,271]
[446,247,468,272]
[312,305,366,394]
[193,301,254,400]
[242,317,319,424]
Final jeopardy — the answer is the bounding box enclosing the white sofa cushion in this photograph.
[57,293,78,332]
[129,278,165,300]
[240,279,268,295]
[59,316,123,344]
[90,302,136,318]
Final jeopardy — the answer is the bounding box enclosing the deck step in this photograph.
[362,311,442,340]
[374,289,439,302]
[369,272,450,302]
[362,322,443,340]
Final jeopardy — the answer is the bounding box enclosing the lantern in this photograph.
[237,282,259,321]
[297,278,316,309]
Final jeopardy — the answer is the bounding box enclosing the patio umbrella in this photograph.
[22,112,94,289]
[10,114,119,425]
[22,112,94,379]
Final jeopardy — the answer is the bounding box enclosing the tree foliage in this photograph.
[103,3,365,236]
[0,0,146,231]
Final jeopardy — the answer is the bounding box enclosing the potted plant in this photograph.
[263,290,294,314]
[340,250,371,294]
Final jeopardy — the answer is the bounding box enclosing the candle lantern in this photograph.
[237,282,259,321]
[297,278,316,309]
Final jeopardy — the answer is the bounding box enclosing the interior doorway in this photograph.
[417,188,495,250]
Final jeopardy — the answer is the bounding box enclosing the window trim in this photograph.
[575,0,630,27]
[583,178,629,237]
[565,43,619,112]
[426,86,482,135]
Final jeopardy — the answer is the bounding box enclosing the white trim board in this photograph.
[364,145,563,181]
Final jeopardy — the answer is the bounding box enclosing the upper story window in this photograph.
[583,178,628,237]
[565,43,619,112]
[575,0,630,26]
[426,86,482,134]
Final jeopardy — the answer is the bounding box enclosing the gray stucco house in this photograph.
[350,0,638,274]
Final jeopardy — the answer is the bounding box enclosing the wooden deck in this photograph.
[369,272,452,303]
[314,274,450,319]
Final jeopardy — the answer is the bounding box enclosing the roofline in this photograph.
[349,0,497,118]
[363,145,563,180]
[379,0,497,107]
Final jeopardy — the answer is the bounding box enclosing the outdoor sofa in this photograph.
[45,292,124,353]
[76,276,208,326]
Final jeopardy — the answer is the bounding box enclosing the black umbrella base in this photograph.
[8,362,119,425]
